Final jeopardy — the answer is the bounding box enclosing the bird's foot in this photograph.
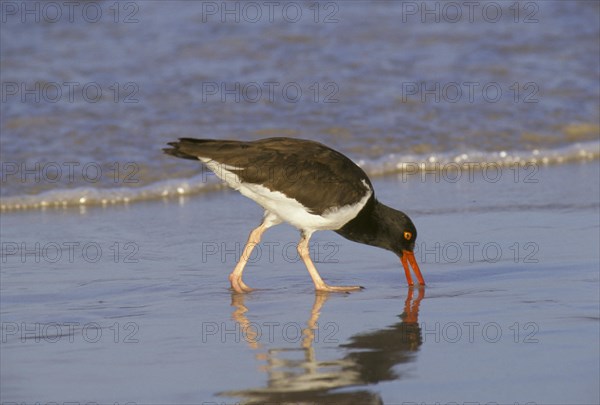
[229,274,254,293]
[315,284,364,293]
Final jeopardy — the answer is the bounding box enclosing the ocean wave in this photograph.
[1,141,598,212]
[358,140,599,177]
[0,174,223,211]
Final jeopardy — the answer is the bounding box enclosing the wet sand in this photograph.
[1,162,599,404]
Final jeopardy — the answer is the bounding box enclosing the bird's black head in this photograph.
[376,205,425,286]
[372,204,417,254]
[335,199,425,286]
[394,211,418,254]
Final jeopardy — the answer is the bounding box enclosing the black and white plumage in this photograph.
[163,137,424,293]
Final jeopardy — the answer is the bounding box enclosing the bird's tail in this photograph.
[162,138,218,160]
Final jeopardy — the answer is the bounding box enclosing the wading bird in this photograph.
[164,137,424,293]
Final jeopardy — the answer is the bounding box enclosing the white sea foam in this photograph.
[0,174,223,212]
[1,141,598,212]
[357,141,600,177]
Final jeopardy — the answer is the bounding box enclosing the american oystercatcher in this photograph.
[163,137,424,293]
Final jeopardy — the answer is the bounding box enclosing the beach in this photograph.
[2,162,598,404]
[1,0,599,403]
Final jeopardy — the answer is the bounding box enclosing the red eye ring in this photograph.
[404,231,412,240]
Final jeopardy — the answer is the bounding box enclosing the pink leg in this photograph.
[297,231,363,293]
[229,212,279,293]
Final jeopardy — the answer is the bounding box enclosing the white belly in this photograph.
[201,158,372,231]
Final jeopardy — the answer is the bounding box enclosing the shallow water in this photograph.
[1,163,598,403]
[1,0,599,402]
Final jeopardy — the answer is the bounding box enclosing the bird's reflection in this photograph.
[221,287,425,404]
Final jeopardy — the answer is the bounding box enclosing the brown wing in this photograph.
[163,137,373,215]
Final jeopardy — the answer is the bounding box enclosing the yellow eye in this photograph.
[404,231,412,240]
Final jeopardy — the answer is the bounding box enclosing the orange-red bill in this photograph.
[401,250,425,286]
